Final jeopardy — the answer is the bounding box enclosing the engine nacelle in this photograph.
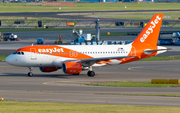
[39,67,58,72]
[62,62,82,74]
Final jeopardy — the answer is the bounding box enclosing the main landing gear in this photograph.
[87,66,95,77]
[28,67,33,77]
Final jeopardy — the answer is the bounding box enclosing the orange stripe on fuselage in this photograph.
[16,45,93,59]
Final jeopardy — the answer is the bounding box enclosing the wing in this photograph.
[53,56,135,67]
[77,55,135,67]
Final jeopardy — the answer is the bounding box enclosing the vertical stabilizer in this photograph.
[132,14,163,47]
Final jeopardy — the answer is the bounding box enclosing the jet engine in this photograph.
[39,67,58,72]
[62,62,82,74]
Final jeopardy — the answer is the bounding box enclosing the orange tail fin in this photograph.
[132,14,163,47]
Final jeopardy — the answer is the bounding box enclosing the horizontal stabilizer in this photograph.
[144,47,170,55]
[144,48,171,53]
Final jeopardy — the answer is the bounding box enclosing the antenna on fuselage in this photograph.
[31,43,34,46]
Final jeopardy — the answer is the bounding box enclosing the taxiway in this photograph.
[0,60,180,106]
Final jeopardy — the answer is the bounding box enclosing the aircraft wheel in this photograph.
[73,73,80,75]
[28,72,33,77]
[87,71,95,77]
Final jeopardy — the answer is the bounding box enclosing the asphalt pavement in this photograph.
[0,60,180,106]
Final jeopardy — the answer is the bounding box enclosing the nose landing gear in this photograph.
[28,67,33,77]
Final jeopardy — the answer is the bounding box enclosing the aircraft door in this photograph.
[69,51,78,58]
[30,48,37,60]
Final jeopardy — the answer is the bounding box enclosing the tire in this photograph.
[28,72,33,77]
[87,71,95,77]
[73,73,80,75]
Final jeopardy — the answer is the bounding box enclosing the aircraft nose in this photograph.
[5,55,13,65]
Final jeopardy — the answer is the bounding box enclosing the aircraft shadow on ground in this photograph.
[1,73,88,78]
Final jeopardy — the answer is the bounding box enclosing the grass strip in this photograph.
[1,3,180,12]
[96,93,180,97]
[0,101,180,113]
[0,27,93,32]
[86,81,180,87]
[101,32,128,36]
[139,56,180,61]
[101,31,180,36]
[87,11,180,19]
[0,55,8,62]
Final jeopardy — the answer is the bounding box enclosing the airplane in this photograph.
[5,14,168,77]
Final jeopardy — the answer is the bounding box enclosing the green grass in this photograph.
[0,101,180,113]
[0,55,8,62]
[87,81,180,87]
[101,31,180,36]
[0,27,93,32]
[1,3,180,12]
[0,16,44,19]
[139,56,180,61]
[96,93,180,97]
[88,12,180,20]
[101,32,128,36]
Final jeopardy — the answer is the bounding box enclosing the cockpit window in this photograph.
[12,51,24,55]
